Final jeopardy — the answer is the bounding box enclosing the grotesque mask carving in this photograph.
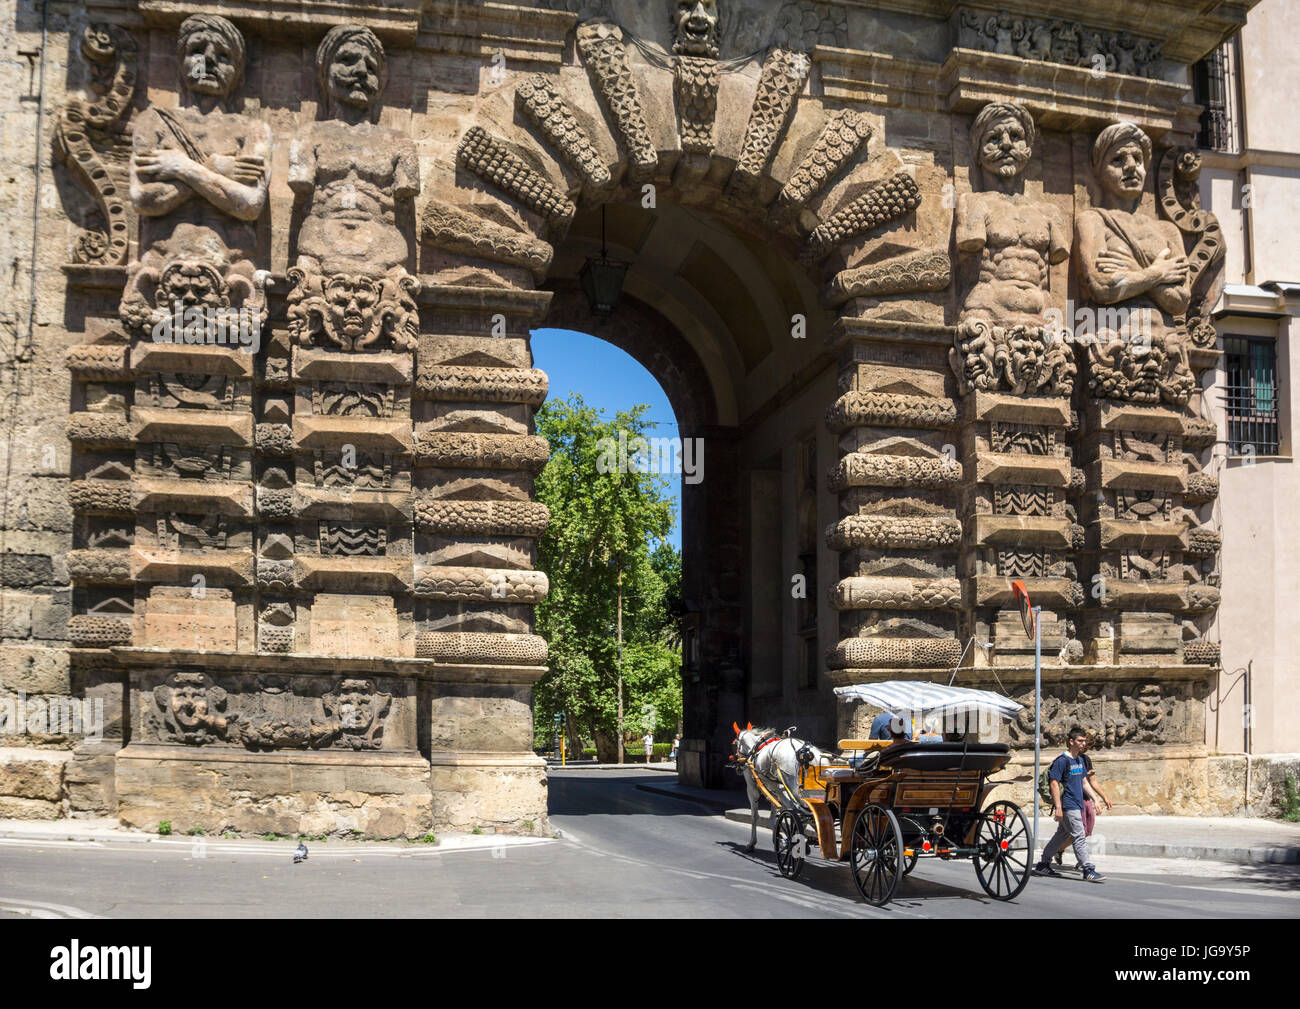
[673,0,720,58]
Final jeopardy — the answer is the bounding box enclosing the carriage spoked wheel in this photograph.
[850,804,903,906]
[772,810,806,880]
[972,800,1032,901]
[902,847,919,875]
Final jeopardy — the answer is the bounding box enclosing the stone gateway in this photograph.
[0,0,1261,834]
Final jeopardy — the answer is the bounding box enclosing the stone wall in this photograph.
[0,0,1266,829]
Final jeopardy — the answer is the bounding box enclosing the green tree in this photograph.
[533,394,682,762]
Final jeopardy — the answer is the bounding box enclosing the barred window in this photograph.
[1193,41,1241,154]
[1224,336,1280,456]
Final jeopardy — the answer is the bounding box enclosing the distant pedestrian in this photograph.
[1053,731,1114,867]
[643,731,654,764]
[669,734,680,760]
[1033,726,1106,883]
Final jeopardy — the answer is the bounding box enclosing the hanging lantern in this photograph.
[579,205,628,316]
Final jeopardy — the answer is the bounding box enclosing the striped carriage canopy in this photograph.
[833,680,1022,720]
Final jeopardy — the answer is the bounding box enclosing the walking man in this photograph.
[643,730,655,764]
[1033,726,1106,882]
[1054,731,1114,867]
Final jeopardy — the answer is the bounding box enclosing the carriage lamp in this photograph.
[580,204,629,317]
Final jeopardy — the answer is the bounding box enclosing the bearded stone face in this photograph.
[324,276,381,345]
[328,39,381,111]
[979,114,1032,181]
[673,0,720,58]
[181,29,239,99]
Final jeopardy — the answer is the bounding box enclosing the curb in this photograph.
[549,761,679,772]
[718,808,1299,864]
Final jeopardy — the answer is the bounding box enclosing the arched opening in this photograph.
[531,198,842,784]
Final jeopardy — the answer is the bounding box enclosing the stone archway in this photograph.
[41,1,1240,834]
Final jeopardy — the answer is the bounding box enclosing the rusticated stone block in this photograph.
[0,555,54,588]
[0,646,72,694]
[0,748,68,800]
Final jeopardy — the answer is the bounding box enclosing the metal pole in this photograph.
[616,566,624,765]
[1032,604,1042,862]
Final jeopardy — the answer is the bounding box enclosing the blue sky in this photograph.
[531,328,682,550]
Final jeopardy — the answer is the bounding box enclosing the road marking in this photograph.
[559,823,918,917]
[0,896,105,919]
[1115,876,1300,900]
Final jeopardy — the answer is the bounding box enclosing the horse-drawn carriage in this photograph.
[732,682,1032,908]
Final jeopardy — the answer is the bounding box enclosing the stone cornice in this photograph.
[138,0,424,44]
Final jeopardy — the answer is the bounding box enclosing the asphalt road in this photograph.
[0,767,1296,918]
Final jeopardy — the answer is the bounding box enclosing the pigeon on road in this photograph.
[294,841,309,864]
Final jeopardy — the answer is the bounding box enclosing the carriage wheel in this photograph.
[902,848,919,875]
[972,800,1032,901]
[850,804,903,907]
[773,810,806,880]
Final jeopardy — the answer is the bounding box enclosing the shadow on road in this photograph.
[548,771,732,817]
[713,839,1012,909]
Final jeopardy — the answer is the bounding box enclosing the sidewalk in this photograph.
[635,780,1300,864]
[0,817,553,852]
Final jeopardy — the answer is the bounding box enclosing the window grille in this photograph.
[1193,41,1241,154]
[1224,336,1280,456]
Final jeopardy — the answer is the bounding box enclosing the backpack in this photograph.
[1037,752,1091,808]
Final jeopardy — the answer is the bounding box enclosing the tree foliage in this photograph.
[533,394,682,758]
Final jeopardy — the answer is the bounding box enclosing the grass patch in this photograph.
[418,833,437,844]
[157,820,172,836]
[1282,772,1300,822]
[186,826,205,836]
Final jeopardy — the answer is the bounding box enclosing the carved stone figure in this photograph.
[1157,148,1226,349]
[53,23,138,265]
[322,678,392,749]
[950,102,1073,396]
[154,671,237,745]
[120,15,269,335]
[288,25,419,352]
[672,0,720,58]
[1076,123,1194,405]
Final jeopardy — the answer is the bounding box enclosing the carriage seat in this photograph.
[875,740,1011,773]
[837,739,893,752]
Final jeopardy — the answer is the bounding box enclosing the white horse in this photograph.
[732,722,830,853]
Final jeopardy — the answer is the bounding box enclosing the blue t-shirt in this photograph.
[870,712,895,739]
[1050,752,1087,811]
